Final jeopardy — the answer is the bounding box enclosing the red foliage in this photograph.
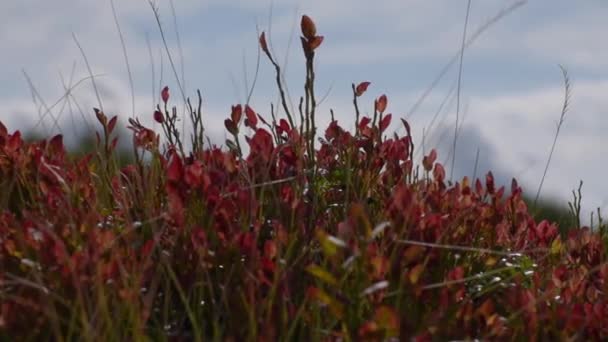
[259,32,269,54]
[301,15,317,39]
[355,81,371,97]
[153,110,164,123]
[1,14,606,341]
[375,94,388,114]
[161,86,170,104]
[244,105,258,129]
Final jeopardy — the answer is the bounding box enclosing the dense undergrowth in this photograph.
[1,15,608,341]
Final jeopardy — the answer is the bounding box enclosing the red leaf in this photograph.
[308,35,324,50]
[355,81,371,97]
[511,178,519,195]
[358,116,371,130]
[324,120,341,140]
[0,121,7,137]
[358,321,380,338]
[134,128,158,150]
[231,104,242,124]
[361,126,373,138]
[404,160,413,175]
[161,86,170,104]
[306,286,319,299]
[94,108,107,126]
[166,184,184,226]
[486,171,495,194]
[422,149,437,171]
[429,149,437,163]
[141,239,155,259]
[245,105,258,129]
[238,232,255,254]
[433,162,446,183]
[259,31,269,54]
[448,266,465,281]
[496,186,505,199]
[261,257,276,273]
[477,299,495,322]
[111,137,119,151]
[375,94,387,114]
[49,134,64,153]
[224,119,238,135]
[154,110,164,124]
[264,240,277,259]
[167,153,183,183]
[475,178,483,196]
[401,118,411,136]
[379,113,392,132]
[301,15,317,39]
[184,160,204,187]
[108,116,118,133]
[191,227,207,249]
[248,129,274,162]
[7,131,22,152]
[279,119,290,133]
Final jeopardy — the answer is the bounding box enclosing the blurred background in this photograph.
[1,0,606,227]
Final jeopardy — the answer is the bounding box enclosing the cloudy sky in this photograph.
[1,0,607,225]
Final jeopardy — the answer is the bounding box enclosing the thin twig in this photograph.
[29,73,105,132]
[21,69,61,134]
[279,5,300,118]
[145,33,156,110]
[169,0,185,95]
[472,146,480,181]
[246,25,263,107]
[72,33,104,112]
[451,0,472,181]
[169,0,187,137]
[352,83,361,135]
[148,0,187,104]
[316,81,334,106]
[109,0,135,118]
[401,0,527,126]
[261,35,295,130]
[58,69,96,137]
[534,65,571,207]
[422,266,518,290]
[395,239,547,257]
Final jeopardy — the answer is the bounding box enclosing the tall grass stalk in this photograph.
[533,65,572,208]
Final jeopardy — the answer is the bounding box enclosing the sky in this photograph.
[1,0,607,225]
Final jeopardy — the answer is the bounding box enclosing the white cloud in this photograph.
[461,79,608,222]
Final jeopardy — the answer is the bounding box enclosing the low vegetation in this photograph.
[1,15,607,341]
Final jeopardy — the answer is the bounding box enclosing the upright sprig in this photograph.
[258,32,295,131]
[534,65,571,208]
[187,89,205,155]
[259,15,324,170]
[93,108,120,204]
[353,81,371,136]
[153,86,185,156]
[299,15,324,168]
[93,108,119,164]
[223,104,244,157]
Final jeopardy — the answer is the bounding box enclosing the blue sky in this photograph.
[1,0,607,224]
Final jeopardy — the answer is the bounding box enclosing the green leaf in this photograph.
[308,286,344,320]
[306,263,338,286]
[316,229,345,258]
